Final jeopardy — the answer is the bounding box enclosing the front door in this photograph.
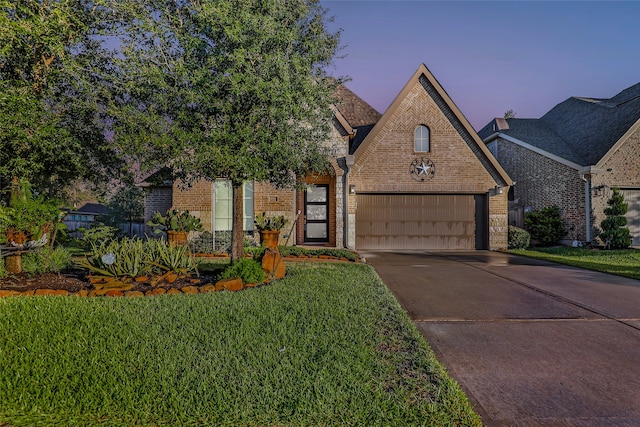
[304,185,329,243]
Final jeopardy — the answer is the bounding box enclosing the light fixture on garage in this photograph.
[349,184,356,194]
[489,185,503,196]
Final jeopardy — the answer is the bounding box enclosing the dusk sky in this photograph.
[320,1,640,130]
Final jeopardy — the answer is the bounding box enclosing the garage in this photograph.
[620,189,640,247]
[356,194,488,250]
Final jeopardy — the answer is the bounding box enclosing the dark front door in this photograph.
[304,185,329,243]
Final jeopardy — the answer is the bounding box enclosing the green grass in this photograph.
[0,263,480,426]
[510,247,640,280]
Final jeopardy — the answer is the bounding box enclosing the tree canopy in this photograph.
[97,0,342,260]
[0,1,122,199]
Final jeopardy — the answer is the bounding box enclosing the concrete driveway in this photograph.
[362,250,640,427]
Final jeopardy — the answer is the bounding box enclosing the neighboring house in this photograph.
[142,64,512,250]
[479,82,640,246]
[63,202,110,235]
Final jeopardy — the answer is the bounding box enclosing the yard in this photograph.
[510,247,640,280]
[0,262,481,426]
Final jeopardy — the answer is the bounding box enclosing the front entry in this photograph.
[304,184,329,243]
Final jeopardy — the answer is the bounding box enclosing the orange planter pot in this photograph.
[167,230,189,247]
[259,230,280,251]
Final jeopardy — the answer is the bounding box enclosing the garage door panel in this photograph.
[620,189,640,246]
[356,194,476,250]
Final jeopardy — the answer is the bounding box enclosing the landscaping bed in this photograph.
[0,269,221,297]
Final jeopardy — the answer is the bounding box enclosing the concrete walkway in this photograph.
[362,250,640,427]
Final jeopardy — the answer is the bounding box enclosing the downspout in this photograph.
[580,173,591,243]
[340,155,354,249]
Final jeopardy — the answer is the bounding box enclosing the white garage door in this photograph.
[356,194,479,250]
[620,189,640,247]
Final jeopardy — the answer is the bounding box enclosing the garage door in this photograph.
[356,194,482,250]
[620,189,640,247]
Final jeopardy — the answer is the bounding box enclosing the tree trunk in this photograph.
[231,182,244,264]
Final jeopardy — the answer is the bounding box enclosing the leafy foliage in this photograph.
[599,188,631,249]
[21,246,73,275]
[76,237,197,278]
[77,224,121,249]
[508,225,530,249]
[254,212,288,231]
[0,179,62,243]
[92,0,341,261]
[220,257,266,284]
[524,205,566,246]
[147,209,204,233]
[0,1,122,196]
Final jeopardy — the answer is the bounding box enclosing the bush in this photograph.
[524,206,566,246]
[76,237,197,278]
[0,258,6,278]
[508,226,530,249]
[220,258,266,284]
[22,246,73,275]
[599,188,631,249]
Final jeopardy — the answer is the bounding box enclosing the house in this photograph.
[479,82,640,246]
[63,202,110,236]
[143,64,512,251]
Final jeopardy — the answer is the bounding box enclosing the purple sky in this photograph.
[321,1,640,130]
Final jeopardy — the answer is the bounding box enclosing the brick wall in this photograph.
[143,186,172,234]
[349,79,509,250]
[494,139,586,241]
[172,180,214,231]
[591,126,640,243]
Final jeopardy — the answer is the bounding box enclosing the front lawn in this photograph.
[510,247,640,280]
[0,263,480,426]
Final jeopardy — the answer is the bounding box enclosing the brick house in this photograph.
[479,82,640,246]
[143,64,512,250]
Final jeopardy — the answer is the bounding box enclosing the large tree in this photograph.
[0,1,123,199]
[100,0,342,261]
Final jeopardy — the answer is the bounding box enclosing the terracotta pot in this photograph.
[259,230,280,251]
[6,228,29,245]
[167,230,189,247]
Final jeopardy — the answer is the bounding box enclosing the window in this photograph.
[414,125,430,152]
[214,180,254,231]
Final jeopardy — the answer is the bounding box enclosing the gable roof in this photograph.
[354,63,512,186]
[333,84,382,153]
[479,82,640,166]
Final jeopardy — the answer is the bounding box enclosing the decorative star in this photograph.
[416,161,431,175]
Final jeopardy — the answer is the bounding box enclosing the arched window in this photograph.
[414,125,430,152]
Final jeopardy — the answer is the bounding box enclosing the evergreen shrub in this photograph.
[508,226,530,249]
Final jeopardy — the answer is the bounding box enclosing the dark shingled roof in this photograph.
[479,82,640,166]
[334,84,382,153]
[76,202,110,216]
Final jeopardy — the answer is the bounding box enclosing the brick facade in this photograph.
[591,126,640,243]
[492,139,587,241]
[148,65,511,251]
[349,76,509,250]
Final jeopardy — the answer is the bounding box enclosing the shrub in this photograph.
[21,246,73,275]
[78,224,120,249]
[220,258,266,284]
[599,188,631,249]
[0,258,6,278]
[76,237,197,278]
[508,226,530,249]
[524,206,566,246]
